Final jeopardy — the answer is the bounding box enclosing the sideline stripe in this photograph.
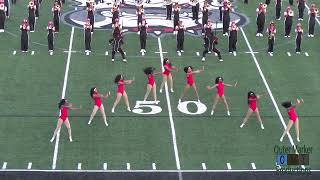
[157,37,182,180]
[51,20,75,170]
[240,27,305,169]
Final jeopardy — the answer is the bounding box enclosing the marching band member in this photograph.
[112,18,121,38]
[34,0,40,19]
[135,0,144,10]
[295,23,303,54]
[173,3,180,29]
[284,6,294,37]
[109,31,127,62]
[228,21,238,56]
[84,19,92,55]
[201,1,209,34]
[20,19,30,53]
[3,0,8,18]
[87,1,96,33]
[139,19,148,55]
[47,21,55,55]
[275,0,282,20]
[164,0,173,20]
[28,0,36,32]
[0,1,6,32]
[136,6,144,32]
[190,0,200,22]
[266,21,276,56]
[297,0,306,21]
[52,2,61,33]
[202,21,223,62]
[175,20,186,53]
[256,3,267,37]
[308,4,318,37]
[222,0,231,36]
[111,3,120,24]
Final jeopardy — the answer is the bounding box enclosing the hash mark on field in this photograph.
[77,163,82,170]
[103,163,107,170]
[305,52,309,57]
[251,163,256,169]
[31,51,35,55]
[201,163,207,170]
[27,162,32,170]
[12,50,16,55]
[155,51,168,54]
[105,51,108,56]
[196,52,200,56]
[287,52,291,56]
[227,163,232,170]
[126,163,131,170]
[2,162,7,170]
[152,163,156,170]
[63,50,77,53]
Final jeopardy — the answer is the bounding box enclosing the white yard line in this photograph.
[157,37,182,180]
[240,27,305,169]
[51,24,75,170]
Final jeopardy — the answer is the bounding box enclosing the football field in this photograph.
[0,0,319,174]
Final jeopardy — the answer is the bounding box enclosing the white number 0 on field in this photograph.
[132,101,162,115]
[177,101,207,115]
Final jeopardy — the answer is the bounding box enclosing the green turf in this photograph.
[0,0,319,171]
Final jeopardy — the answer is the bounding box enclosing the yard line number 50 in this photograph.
[132,100,207,115]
